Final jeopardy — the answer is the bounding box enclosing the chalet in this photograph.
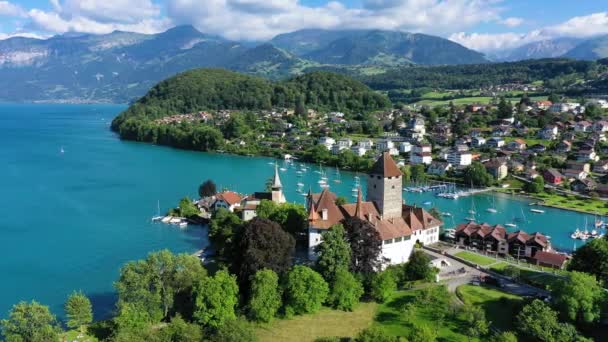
[455,223,551,258]
[487,137,505,148]
[538,125,558,140]
[410,144,433,165]
[529,144,547,153]
[427,161,452,176]
[350,145,368,157]
[593,160,608,174]
[508,160,524,173]
[507,139,526,151]
[594,120,608,132]
[544,168,563,185]
[576,149,599,162]
[318,137,336,150]
[574,120,592,133]
[562,169,587,181]
[484,159,508,180]
[213,191,243,212]
[555,140,572,153]
[532,251,569,269]
[492,126,511,137]
[472,137,486,147]
[571,178,597,193]
[565,161,590,173]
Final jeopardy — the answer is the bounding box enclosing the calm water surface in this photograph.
[0,103,597,320]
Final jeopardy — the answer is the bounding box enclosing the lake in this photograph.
[0,103,596,321]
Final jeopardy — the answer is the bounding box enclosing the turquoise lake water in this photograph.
[0,103,600,321]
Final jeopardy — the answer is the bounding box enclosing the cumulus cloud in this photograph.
[167,0,502,41]
[0,1,25,17]
[451,11,608,52]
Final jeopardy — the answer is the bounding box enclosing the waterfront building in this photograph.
[212,191,242,212]
[484,159,508,180]
[237,164,286,221]
[307,152,442,266]
[410,144,432,165]
[318,136,336,150]
[447,150,472,166]
[454,222,552,258]
[543,168,563,185]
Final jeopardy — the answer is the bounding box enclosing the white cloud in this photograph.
[57,0,161,24]
[0,31,47,40]
[500,17,523,28]
[0,1,25,17]
[451,11,608,52]
[167,0,503,41]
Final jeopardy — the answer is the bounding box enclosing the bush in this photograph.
[248,269,281,322]
[284,266,329,315]
[370,271,397,303]
[328,268,364,311]
[354,327,398,342]
[210,319,257,342]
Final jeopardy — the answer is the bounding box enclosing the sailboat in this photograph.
[151,200,163,222]
[60,146,65,154]
[333,167,342,183]
[468,197,476,215]
[486,196,497,213]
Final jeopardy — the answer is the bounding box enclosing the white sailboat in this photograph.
[486,196,497,213]
[151,200,163,222]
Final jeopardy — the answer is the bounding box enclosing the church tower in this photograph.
[366,152,403,219]
[271,163,286,203]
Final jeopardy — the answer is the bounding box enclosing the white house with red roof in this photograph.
[307,152,442,266]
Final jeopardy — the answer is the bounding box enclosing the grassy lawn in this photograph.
[504,136,550,147]
[255,302,378,342]
[489,262,565,290]
[455,251,498,266]
[534,192,608,215]
[456,285,523,331]
[415,96,493,106]
[62,330,99,342]
[374,289,475,341]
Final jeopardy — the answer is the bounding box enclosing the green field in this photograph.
[455,251,498,266]
[373,289,475,341]
[456,285,523,331]
[489,262,565,290]
[534,192,608,215]
[255,303,378,342]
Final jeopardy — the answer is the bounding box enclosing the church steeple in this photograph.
[272,163,282,190]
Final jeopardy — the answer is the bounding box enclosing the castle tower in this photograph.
[366,152,403,219]
[271,163,286,203]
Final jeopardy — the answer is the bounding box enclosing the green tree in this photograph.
[524,176,545,194]
[223,114,249,139]
[234,217,295,286]
[194,269,239,329]
[403,250,436,282]
[295,95,307,117]
[370,270,397,303]
[344,217,383,274]
[64,291,93,332]
[315,224,351,282]
[552,271,606,324]
[549,93,561,104]
[198,179,217,198]
[353,327,397,342]
[1,301,61,342]
[464,162,494,187]
[462,304,489,340]
[209,208,243,261]
[159,314,203,342]
[411,164,427,182]
[178,197,200,218]
[248,269,282,323]
[210,319,257,342]
[115,250,207,322]
[494,331,518,342]
[114,301,154,333]
[285,266,329,315]
[516,299,588,342]
[497,97,513,119]
[568,237,608,285]
[328,268,364,311]
[503,265,521,280]
[409,324,437,342]
[400,165,411,182]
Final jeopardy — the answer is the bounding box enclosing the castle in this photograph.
[307,152,442,266]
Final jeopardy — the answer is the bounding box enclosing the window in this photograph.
[384,239,393,245]
[374,185,377,189]
[392,185,395,189]
[395,237,403,243]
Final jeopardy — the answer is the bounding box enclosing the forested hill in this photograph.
[111,69,390,130]
[360,58,599,90]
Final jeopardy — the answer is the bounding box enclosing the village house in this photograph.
[576,149,599,162]
[594,120,608,132]
[562,169,588,181]
[399,142,412,154]
[555,140,572,153]
[331,138,353,155]
[484,159,508,180]
[307,153,442,266]
[238,165,287,221]
[532,251,569,269]
[538,125,559,140]
[376,138,395,151]
[574,120,593,133]
[534,100,552,110]
[507,139,527,151]
[544,168,563,185]
[487,137,505,148]
[410,144,432,165]
[318,136,336,150]
[350,145,368,157]
[565,161,590,173]
[427,161,452,176]
[447,150,472,167]
[571,178,597,193]
[471,136,486,147]
[593,160,608,174]
[213,191,243,212]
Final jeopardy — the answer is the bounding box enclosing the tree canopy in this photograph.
[248,269,282,323]
[552,271,606,325]
[193,269,239,329]
[284,266,329,315]
[65,291,93,332]
[1,301,61,342]
[315,224,352,282]
[568,237,608,285]
[343,217,383,274]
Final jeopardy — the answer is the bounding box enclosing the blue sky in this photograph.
[1,0,608,52]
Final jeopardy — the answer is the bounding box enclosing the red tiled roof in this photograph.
[369,152,402,177]
[527,232,549,248]
[307,189,343,229]
[507,230,530,244]
[532,251,568,267]
[216,191,242,206]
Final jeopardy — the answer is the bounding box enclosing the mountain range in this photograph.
[0,25,607,103]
